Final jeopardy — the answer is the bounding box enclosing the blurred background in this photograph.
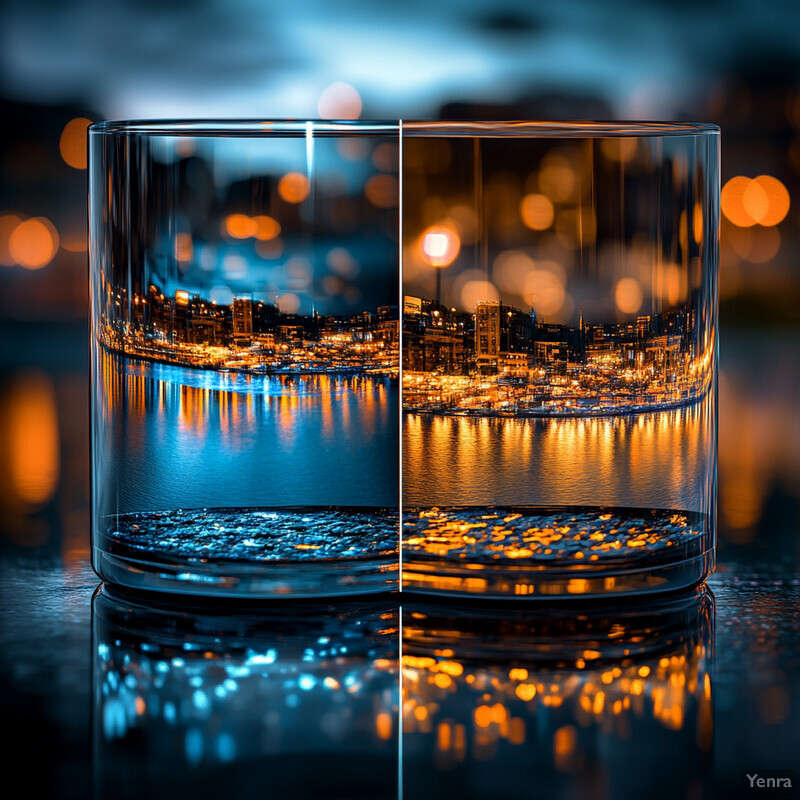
[0,1,798,796]
[2,0,798,564]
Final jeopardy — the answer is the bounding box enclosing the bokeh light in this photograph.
[722,175,790,227]
[523,269,566,316]
[460,280,499,310]
[59,117,92,170]
[224,214,256,238]
[600,137,637,163]
[317,82,362,119]
[253,215,280,241]
[278,172,311,204]
[8,372,59,506]
[538,155,577,202]
[520,194,554,231]
[174,233,193,262]
[420,224,460,268]
[0,214,23,266]
[615,277,643,314]
[365,174,398,208]
[277,292,300,313]
[9,217,59,269]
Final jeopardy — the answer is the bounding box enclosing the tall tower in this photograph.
[475,300,500,374]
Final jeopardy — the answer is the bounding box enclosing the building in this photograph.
[232,297,253,344]
[475,300,500,374]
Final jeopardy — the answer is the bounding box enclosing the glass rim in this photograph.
[88,119,399,137]
[88,119,719,138]
[402,120,719,137]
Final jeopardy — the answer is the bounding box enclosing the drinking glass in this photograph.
[401,122,719,597]
[90,120,400,597]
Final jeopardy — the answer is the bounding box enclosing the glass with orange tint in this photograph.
[401,122,719,598]
[90,121,400,597]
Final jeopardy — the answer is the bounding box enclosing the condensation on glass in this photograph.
[401,121,719,597]
[90,120,400,597]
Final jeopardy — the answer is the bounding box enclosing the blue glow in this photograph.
[192,690,209,711]
[156,661,169,674]
[286,693,299,708]
[214,685,227,698]
[223,678,238,692]
[163,701,176,723]
[171,657,185,668]
[103,699,126,739]
[216,732,236,763]
[189,676,203,688]
[124,674,137,689]
[97,643,110,660]
[185,729,203,765]
[298,674,316,691]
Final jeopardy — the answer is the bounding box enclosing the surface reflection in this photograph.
[92,587,399,800]
[402,588,714,800]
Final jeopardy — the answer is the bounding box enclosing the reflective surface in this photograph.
[0,325,798,798]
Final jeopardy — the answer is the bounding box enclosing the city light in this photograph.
[722,175,790,227]
[278,172,311,204]
[615,277,643,314]
[519,193,554,231]
[8,217,59,269]
[420,224,460,268]
[59,117,92,170]
[317,82,362,119]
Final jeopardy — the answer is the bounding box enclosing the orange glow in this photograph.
[59,117,92,169]
[600,137,637,163]
[523,269,566,316]
[60,230,87,253]
[317,82,362,119]
[253,215,281,241]
[174,233,193,262]
[460,280,499,310]
[277,292,300,314]
[0,214,22,266]
[420,224,460,268]
[515,683,536,701]
[538,156,577,202]
[8,372,59,506]
[376,711,393,740]
[748,227,781,264]
[520,193,554,230]
[722,175,790,227]
[721,176,755,227]
[175,290,189,306]
[225,214,257,239]
[365,174,398,208]
[9,217,58,269]
[750,175,790,226]
[553,725,577,768]
[278,172,310,203]
[615,277,643,314]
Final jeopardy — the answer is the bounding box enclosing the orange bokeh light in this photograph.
[59,117,92,170]
[615,277,643,314]
[9,217,59,269]
[420,224,460,268]
[225,214,256,238]
[174,233,193,262]
[253,215,281,241]
[520,194,554,231]
[0,214,23,266]
[278,172,311,204]
[365,174,398,208]
[722,175,790,227]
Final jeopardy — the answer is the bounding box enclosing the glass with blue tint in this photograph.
[90,120,400,597]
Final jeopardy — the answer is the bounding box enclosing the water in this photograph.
[93,353,399,594]
[402,398,715,596]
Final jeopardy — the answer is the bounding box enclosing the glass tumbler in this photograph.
[401,122,719,598]
[90,120,400,597]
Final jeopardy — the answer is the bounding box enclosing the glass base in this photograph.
[402,506,713,598]
[93,506,398,598]
[93,548,398,598]
[401,550,713,598]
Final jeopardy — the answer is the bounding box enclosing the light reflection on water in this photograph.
[95,353,398,512]
[403,394,715,512]
[92,586,399,800]
[402,588,714,800]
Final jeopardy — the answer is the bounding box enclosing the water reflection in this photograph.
[404,394,714,511]
[402,588,714,800]
[92,587,399,800]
